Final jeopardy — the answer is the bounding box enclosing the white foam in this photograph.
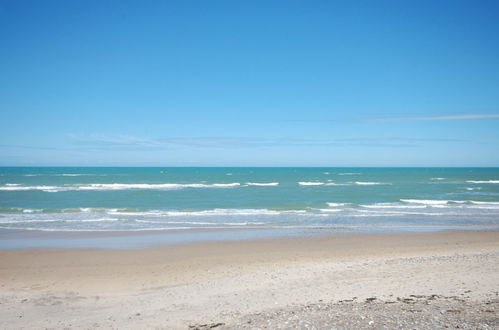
[0,219,62,224]
[79,207,114,213]
[348,213,400,217]
[107,210,162,216]
[466,180,499,184]
[298,182,324,186]
[246,182,279,186]
[400,199,449,205]
[170,209,281,216]
[466,205,499,210]
[0,226,193,232]
[109,208,283,217]
[0,182,242,192]
[210,183,240,188]
[326,202,349,207]
[430,178,445,180]
[135,221,268,226]
[77,183,178,190]
[282,210,308,214]
[466,187,481,191]
[0,185,60,192]
[222,222,266,226]
[357,209,447,216]
[318,208,341,213]
[470,201,499,205]
[463,201,499,209]
[65,218,120,223]
[354,182,387,185]
[5,183,20,186]
[136,220,216,225]
[386,211,448,216]
[361,203,427,209]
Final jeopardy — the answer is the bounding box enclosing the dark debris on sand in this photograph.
[194,294,498,329]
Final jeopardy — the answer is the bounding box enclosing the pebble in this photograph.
[200,295,498,330]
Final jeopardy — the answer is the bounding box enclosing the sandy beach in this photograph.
[0,230,498,329]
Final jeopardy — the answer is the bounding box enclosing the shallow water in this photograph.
[1,167,498,247]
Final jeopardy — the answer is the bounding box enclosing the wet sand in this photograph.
[0,230,498,329]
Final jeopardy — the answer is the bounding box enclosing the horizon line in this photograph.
[1,165,499,168]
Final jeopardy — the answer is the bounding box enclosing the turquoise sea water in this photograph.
[1,167,498,247]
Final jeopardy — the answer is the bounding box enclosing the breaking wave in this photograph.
[246,182,279,186]
[298,182,325,186]
[0,182,242,192]
[466,180,499,184]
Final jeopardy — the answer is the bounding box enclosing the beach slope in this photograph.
[0,230,498,329]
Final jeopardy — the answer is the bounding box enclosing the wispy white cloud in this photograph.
[67,134,466,150]
[364,113,499,122]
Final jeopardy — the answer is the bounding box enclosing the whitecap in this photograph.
[466,180,499,184]
[361,203,427,209]
[167,209,282,216]
[356,209,447,216]
[110,208,283,217]
[64,218,121,223]
[400,199,449,205]
[325,182,351,186]
[318,208,342,213]
[326,202,349,207]
[0,182,242,192]
[0,185,60,192]
[470,201,499,205]
[298,182,324,186]
[246,182,279,186]
[212,183,240,187]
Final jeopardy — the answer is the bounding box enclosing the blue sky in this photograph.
[1,0,498,166]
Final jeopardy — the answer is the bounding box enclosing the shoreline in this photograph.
[1,230,498,328]
[2,224,498,250]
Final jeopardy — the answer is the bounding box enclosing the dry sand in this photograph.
[0,230,498,329]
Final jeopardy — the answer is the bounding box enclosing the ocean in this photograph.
[1,167,498,248]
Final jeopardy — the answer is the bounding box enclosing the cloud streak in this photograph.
[364,113,499,122]
[67,134,466,150]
